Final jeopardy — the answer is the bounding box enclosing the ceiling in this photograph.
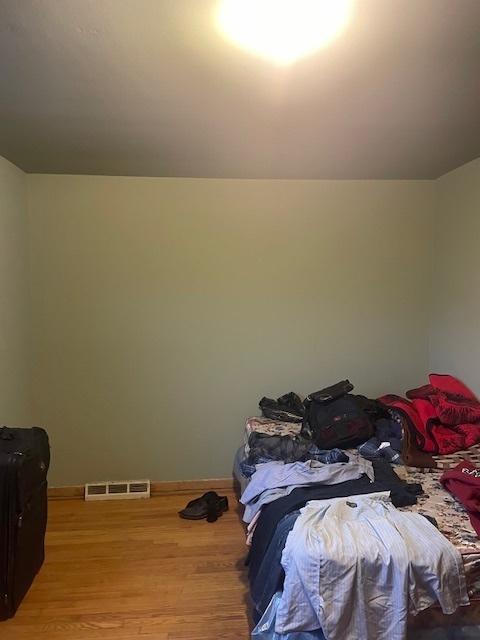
[0,0,479,179]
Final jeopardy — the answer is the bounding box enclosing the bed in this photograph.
[234,430,480,638]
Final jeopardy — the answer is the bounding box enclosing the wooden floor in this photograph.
[3,491,251,640]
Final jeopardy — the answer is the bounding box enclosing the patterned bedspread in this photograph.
[241,420,480,597]
[397,452,480,598]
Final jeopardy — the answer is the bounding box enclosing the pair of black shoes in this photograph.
[178,491,229,523]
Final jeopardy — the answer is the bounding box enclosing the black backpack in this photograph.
[303,381,374,449]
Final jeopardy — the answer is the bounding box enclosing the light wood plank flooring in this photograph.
[2,491,251,640]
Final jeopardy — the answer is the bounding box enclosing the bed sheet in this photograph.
[387,463,480,598]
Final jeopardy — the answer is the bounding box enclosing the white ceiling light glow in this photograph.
[216,0,352,65]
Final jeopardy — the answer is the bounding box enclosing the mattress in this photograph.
[233,445,250,497]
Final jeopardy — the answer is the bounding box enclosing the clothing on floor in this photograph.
[276,493,468,640]
[246,459,422,585]
[240,458,374,506]
[441,460,480,537]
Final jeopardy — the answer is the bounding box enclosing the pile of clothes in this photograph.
[243,374,480,474]
[381,374,480,457]
[241,381,404,476]
[241,447,468,640]
[241,421,348,478]
[250,493,468,640]
[238,374,480,640]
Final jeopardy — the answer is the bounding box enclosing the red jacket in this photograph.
[379,374,480,455]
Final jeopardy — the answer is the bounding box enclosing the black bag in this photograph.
[303,381,374,449]
[0,426,50,620]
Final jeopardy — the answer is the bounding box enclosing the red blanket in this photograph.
[379,374,480,455]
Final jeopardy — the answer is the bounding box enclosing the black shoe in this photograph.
[206,495,229,523]
[178,492,228,521]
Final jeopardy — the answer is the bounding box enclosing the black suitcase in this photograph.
[0,426,50,620]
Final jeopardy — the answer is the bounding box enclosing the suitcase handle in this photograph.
[0,426,14,440]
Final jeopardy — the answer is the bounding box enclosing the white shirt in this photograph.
[276,492,469,640]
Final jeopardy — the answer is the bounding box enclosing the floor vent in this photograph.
[85,480,150,501]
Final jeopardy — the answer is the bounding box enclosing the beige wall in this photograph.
[429,158,480,394]
[27,175,435,485]
[0,156,31,423]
